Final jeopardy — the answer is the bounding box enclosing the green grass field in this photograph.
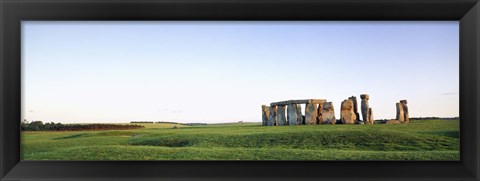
[21,119,459,160]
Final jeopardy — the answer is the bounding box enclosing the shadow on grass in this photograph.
[52,133,91,140]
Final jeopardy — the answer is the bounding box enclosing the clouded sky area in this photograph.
[22,21,459,123]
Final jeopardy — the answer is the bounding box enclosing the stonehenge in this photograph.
[316,103,324,124]
[268,106,277,126]
[340,99,356,124]
[349,96,361,123]
[321,102,336,124]
[287,104,300,125]
[277,105,287,126]
[368,108,374,124]
[270,99,326,106]
[378,99,410,124]
[396,100,409,123]
[396,103,404,123]
[360,94,374,124]
[264,99,326,126]
[261,105,270,126]
[400,100,409,123]
[261,96,409,126]
[305,103,318,125]
[295,104,303,125]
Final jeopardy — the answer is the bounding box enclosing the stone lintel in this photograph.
[270,99,327,106]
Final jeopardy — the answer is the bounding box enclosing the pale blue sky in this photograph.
[22,21,459,123]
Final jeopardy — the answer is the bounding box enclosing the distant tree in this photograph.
[29,121,44,131]
[21,119,29,131]
[20,119,28,131]
[55,123,63,130]
[44,122,52,130]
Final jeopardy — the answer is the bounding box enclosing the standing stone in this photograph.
[321,102,336,124]
[277,105,287,126]
[340,99,356,124]
[261,105,270,126]
[349,96,361,123]
[396,102,405,123]
[316,103,324,124]
[367,108,374,124]
[360,94,370,124]
[296,104,303,125]
[268,106,277,126]
[400,100,409,123]
[287,104,299,125]
[305,103,318,125]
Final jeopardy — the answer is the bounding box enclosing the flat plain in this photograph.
[21,119,459,160]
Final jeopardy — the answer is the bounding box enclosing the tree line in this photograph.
[21,120,144,131]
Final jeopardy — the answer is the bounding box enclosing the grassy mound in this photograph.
[128,130,457,151]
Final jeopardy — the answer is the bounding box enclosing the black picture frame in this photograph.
[1,0,479,180]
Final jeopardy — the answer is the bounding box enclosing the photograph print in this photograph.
[21,21,459,160]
